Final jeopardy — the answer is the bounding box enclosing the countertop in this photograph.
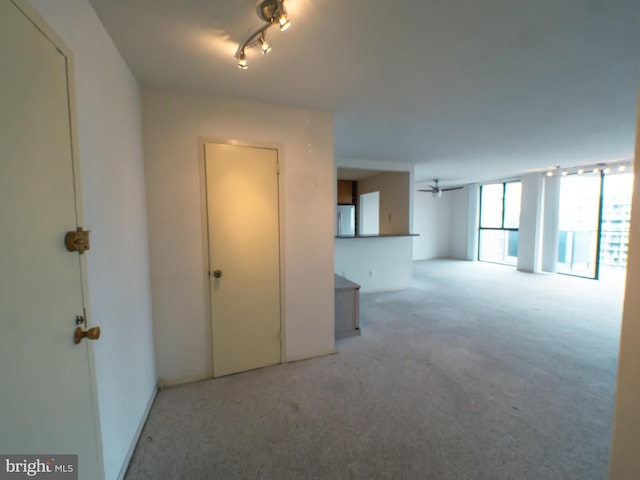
[335,233,419,239]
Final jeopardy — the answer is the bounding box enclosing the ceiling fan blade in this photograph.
[442,186,464,192]
[418,189,436,192]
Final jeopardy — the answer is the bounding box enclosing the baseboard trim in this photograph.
[117,385,158,480]
[285,348,336,363]
[157,372,212,389]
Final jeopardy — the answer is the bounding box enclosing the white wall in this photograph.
[335,237,414,292]
[142,90,335,384]
[413,189,452,260]
[29,1,156,479]
[360,192,380,235]
[609,93,640,479]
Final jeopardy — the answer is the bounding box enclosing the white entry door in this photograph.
[204,143,281,377]
[0,1,103,477]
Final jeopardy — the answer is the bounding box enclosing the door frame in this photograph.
[198,137,286,377]
[7,0,104,476]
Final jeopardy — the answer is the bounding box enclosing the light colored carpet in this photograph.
[125,259,623,479]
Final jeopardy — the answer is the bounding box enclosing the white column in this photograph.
[517,173,544,273]
[541,175,561,273]
[466,185,480,261]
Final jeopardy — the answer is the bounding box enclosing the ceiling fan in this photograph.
[418,179,463,198]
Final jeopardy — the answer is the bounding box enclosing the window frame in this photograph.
[478,181,521,264]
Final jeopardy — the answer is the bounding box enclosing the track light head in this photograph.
[279,15,291,31]
[237,50,248,69]
[259,35,271,54]
[258,0,290,28]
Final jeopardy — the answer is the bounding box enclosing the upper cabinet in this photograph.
[337,180,354,205]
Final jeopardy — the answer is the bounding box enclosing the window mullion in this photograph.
[501,183,506,229]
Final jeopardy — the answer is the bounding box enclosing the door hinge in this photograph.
[65,227,91,254]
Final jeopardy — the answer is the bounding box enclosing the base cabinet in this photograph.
[335,274,360,339]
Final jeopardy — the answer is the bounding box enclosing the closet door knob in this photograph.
[74,326,101,344]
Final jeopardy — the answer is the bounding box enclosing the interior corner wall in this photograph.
[358,172,411,234]
[141,89,335,382]
[517,173,545,273]
[28,1,157,479]
[450,186,479,260]
[609,91,640,480]
[413,189,452,260]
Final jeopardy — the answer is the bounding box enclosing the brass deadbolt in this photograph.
[65,227,91,254]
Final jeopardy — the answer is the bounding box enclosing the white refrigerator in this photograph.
[337,205,355,236]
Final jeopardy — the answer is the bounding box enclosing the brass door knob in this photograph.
[213,270,222,278]
[74,326,101,344]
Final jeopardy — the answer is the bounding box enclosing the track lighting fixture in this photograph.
[544,161,632,178]
[235,0,291,69]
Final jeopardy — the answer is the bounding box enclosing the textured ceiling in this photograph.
[88,0,640,186]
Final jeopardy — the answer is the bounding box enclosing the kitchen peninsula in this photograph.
[334,235,415,292]
[335,166,415,293]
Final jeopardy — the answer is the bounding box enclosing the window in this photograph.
[557,173,601,278]
[478,181,522,265]
[503,182,522,228]
[556,170,632,279]
[599,172,633,272]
